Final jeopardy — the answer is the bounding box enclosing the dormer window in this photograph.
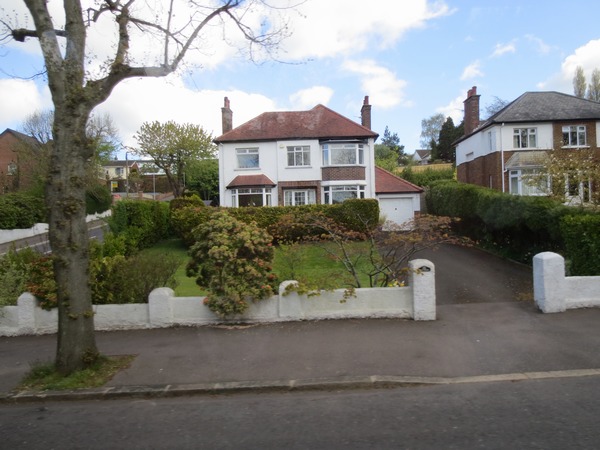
[562,125,587,147]
[321,143,365,166]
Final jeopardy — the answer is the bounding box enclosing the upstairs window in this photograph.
[236,148,259,169]
[513,128,537,148]
[322,143,365,166]
[287,146,311,167]
[562,125,586,147]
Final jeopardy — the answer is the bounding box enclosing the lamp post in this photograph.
[125,152,129,198]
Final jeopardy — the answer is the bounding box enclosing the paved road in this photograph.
[2,376,600,449]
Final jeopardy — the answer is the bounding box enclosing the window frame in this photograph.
[321,142,365,166]
[513,128,537,149]
[286,145,311,167]
[508,169,548,196]
[236,147,260,169]
[283,189,317,206]
[562,125,587,147]
[231,187,272,207]
[322,185,366,204]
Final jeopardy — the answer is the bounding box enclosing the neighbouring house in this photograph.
[214,97,422,225]
[103,159,140,193]
[0,128,45,193]
[455,86,600,202]
[412,149,431,165]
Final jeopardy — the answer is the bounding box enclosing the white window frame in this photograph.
[7,162,17,176]
[321,143,365,166]
[323,185,366,204]
[565,173,593,204]
[508,169,548,196]
[284,189,316,206]
[287,146,311,167]
[562,125,587,147]
[231,187,272,207]
[236,147,260,169]
[513,128,537,149]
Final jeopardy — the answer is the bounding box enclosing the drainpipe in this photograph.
[500,123,505,193]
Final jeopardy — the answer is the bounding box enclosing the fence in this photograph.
[533,252,600,313]
[0,259,436,336]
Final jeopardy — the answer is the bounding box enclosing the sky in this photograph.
[2,0,600,157]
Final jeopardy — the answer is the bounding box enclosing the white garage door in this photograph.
[378,197,414,226]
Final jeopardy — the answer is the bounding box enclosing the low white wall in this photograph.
[0,259,435,336]
[0,211,111,244]
[533,252,600,313]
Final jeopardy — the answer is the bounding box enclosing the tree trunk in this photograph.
[47,111,98,374]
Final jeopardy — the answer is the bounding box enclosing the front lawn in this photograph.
[143,238,374,296]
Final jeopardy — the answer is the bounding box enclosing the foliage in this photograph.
[186,211,277,317]
[108,199,171,254]
[426,180,587,264]
[560,214,600,275]
[400,166,455,187]
[133,121,216,198]
[432,117,463,163]
[170,205,214,247]
[170,194,206,211]
[185,158,220,202]
[420,113,445,149]
[85,184,113,214]
[483,96,509,119]
[587,68,600,101]
[573,65,587,98]
[0,192,45,229]
[375,126,407,168]
[25,256,57,310]
[0,247,39,307]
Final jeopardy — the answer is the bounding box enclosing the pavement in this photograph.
[2,300,600,403]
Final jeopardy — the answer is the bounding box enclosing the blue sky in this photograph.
[2,0,600,156]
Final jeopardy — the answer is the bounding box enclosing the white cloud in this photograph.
[460,61,484,80]
[525,34,551,55]
[0,79,51,127]
[93,75,277,150]
[289,86,334,110]
[342,60,409,109]
[491,41,516,58]
[281,0,452,60]
[436,93,464,124]
[538,39,600,91]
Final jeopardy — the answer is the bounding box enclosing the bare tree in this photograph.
[587,68,600,102]
[3,0,291,374]
[573,65,587,98]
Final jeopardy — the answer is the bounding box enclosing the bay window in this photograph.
[323,185,365,204]
[231,187,272,207]
[322,143,365,166]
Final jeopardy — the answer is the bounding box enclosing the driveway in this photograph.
[415,244,533,305]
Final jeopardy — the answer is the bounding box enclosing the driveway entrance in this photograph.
[415,244,533,305]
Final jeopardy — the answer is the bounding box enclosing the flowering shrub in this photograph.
[186,211,277,317]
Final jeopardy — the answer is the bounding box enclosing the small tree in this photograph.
[134,121,216,198]
[432,117,463,163]
[420,113,445,150]
[187,211,277,317]
[573,66,587,98]
[587,68,600,102]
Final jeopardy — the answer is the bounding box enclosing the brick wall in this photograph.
[457,152,503,190]
[321,166,365,181]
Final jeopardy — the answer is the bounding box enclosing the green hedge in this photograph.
[560,215,600,275]
[170,199,381,247]
[0,193,45,229]
[85,185,112,215]
[108,199,171,254]
[426,180,588,265]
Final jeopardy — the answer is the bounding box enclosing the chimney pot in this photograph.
[463,86,480,136]
[361,95,372,130]
[221,96,233,134]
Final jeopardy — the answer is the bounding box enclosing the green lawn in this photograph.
[143,238,376,296]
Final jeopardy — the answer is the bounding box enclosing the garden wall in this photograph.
[0,259,435,336]
[533,252,600,313]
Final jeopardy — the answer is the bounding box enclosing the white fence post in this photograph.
[148,288,174,327]
[533,252,566,313]
[409,259,436,320]
[17,292,37,334]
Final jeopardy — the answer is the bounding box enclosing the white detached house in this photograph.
[214,97,422,225]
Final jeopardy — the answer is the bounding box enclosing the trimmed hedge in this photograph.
[560,215,600,275]
[425,180,594,267]
[108,199,171,254]
[170,199,381,247]
[0,193,45,229]
[85,185,112,215]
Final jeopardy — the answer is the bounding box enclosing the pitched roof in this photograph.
[375,166,423,194]
[226,174,276,188]
[455,91,600,145]
[0,128,41,147]
[214,104,378,143]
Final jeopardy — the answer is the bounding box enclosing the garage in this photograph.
[374,167,423,226]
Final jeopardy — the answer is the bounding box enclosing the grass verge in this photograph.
[18,355,135,391]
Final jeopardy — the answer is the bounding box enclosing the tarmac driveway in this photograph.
[415,244,533,305]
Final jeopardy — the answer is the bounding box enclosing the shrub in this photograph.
[560,214,600,275]
[186,211,277,317]
[85,185,112,214]
[170,194,205,211]
[0,247,39,307]
[170,205,214,247]
[0,193,45,229]
[108,199,171,253]
[401,166,455,187]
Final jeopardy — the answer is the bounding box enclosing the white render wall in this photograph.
[533,252,600,313]
[0,260,435,336]
[456,123,554,167]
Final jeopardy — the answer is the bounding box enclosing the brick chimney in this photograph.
[463,86,480,135]
[360,95,372,130]
[221,97,233,134]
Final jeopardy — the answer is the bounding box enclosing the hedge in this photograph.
[560,215,600,275]
[0,193,45,229]
[170,199,381,247]
[425,180,593,267]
